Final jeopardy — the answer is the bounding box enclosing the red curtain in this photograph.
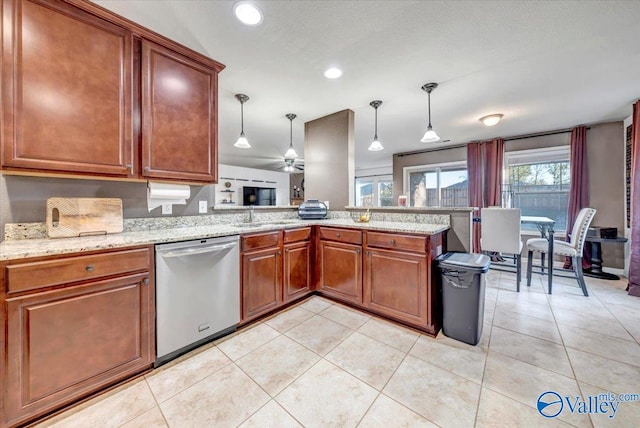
[564,126,591,269]
[629,100,640,297]
[468,138,504,253]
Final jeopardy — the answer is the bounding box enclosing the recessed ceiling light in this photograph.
[323,67,343,79]
[234,2,263,26]
[479,114,504,126]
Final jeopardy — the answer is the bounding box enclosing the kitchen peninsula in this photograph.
[0,209,448,427]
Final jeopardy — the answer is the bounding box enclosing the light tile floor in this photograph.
[38,269,640,427]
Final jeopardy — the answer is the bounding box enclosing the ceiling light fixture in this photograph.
[234,94,251,149]
[284,158,295,173]
[420,82,440,143]
[479,114,504,127]
[323,67,343,79]
[368,100,384,151]
[233,2,263,26]
[284,113,298,159]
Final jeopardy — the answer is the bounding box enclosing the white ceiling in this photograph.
[96,0,640,173]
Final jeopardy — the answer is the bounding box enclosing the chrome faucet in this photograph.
[249,205,255,223]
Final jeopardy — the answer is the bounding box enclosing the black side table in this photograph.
[583,236,628,280]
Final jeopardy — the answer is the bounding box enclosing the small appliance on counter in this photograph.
[298,199,328,219]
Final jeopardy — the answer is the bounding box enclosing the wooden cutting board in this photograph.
[46,198,123,238]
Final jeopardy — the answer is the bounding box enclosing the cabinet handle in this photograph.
[356,248,361,254]
[277,250,282,255]
[126,164,133,173]
[390,239,396,245]
[85,265,94,272]
[143,278,149,285]
[366,250,370,256]
[336,233,341,238]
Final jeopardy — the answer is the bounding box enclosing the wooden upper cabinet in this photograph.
[1,0,134,177]
[141,40,218,183]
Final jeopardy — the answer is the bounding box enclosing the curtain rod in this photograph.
[395,127,589,158]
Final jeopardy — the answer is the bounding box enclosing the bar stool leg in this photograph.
[526,251,533,287]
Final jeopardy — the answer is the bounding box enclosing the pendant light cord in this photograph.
[240,101,245,135]
[427,91,432,128]
[374,106,378,139]
[290,117,293,148]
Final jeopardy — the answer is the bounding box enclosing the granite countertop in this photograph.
[344,206,476,212]
[0,219,449,261]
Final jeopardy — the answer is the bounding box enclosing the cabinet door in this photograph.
[4,273,154,426]
[318,240,362,304]
[242,247,282,321]
[141,40,218,183]
[1,0,134,177]
[283,241,311,303]
[363,248,429,328]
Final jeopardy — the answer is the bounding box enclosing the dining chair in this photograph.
[480,207,523,291]
[526,207,596,296]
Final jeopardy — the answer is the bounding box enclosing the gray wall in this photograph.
[391,122,625,268]
[0,175,215,240]
[586,122,625,268]
[304,110,355,209]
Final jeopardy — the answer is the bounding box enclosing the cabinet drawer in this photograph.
[6,248,151,294]
[242,231,282,251]
[319,227,362,245]
[283,227,311,243]
[366,232,426,253]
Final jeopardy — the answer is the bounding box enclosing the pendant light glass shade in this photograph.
[368,139,384,151]
[284,114,298,159]
[420,83,440,143]
[234,94,251,148]
[234,133,250,149]
[420,126,440,143]
[368,100,384,151]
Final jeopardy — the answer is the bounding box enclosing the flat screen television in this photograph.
[243,186,276,206]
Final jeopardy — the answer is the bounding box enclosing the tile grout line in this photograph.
[473,277,499,427]
[544,279,596,428]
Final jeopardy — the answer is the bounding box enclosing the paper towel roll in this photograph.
[147,182,190,211]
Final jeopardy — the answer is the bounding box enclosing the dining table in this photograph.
[520,216,556,293]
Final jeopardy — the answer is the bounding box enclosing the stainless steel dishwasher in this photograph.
[155,235,239,365]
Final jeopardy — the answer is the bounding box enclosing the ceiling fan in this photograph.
[284,157,304,172]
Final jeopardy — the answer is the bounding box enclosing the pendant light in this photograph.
[368,100,384,151]
[420,82,440,143]
[234,94,251,148]
[284,113,298,159]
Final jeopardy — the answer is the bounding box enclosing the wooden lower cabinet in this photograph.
[283,240,312,303]
[241,246,282,321]
[3,272,154,427]
[363,248,428,327]
[318,240,362,304]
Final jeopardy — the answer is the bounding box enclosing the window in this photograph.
[505,146,570,231]
[355,175,393,207]
[403,162,468,207]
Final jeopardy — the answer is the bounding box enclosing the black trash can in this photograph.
[437,252,491,346]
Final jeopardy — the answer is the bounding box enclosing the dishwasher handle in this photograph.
[159,242,237,258]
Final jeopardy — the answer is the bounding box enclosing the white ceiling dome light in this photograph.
[479,114,504,126]
[323,67,343,79]
[233,2,263,26]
